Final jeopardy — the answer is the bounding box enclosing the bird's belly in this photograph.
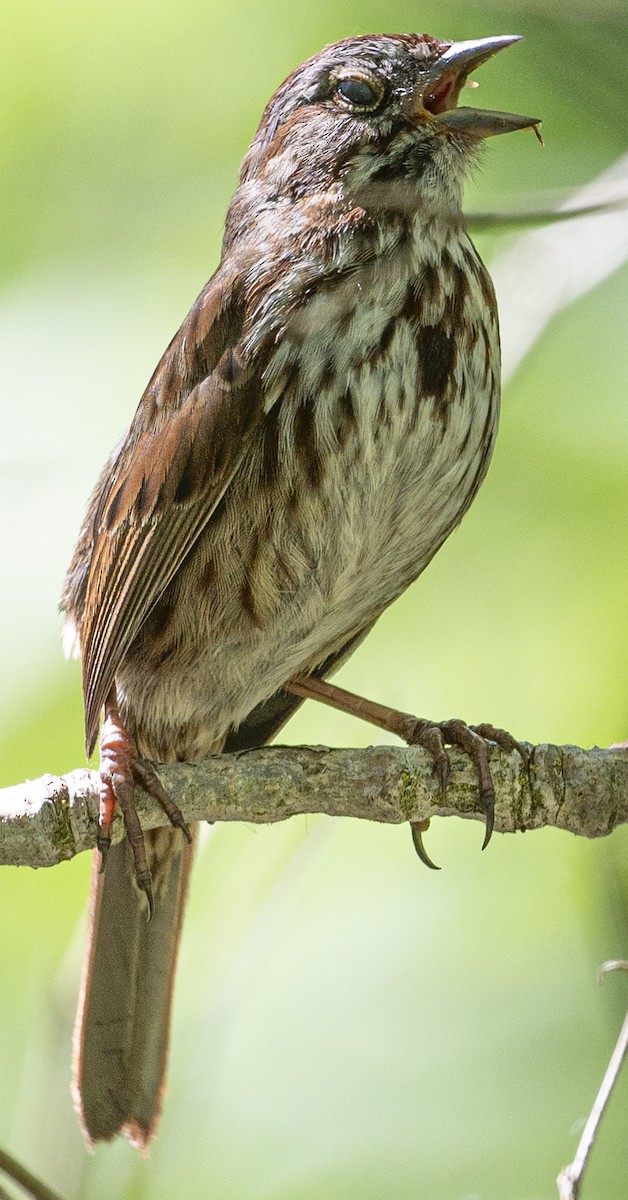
[120,328,498,761]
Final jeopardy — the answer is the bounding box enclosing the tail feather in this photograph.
[72,826,194,1148]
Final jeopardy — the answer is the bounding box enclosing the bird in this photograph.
[62,30,539,1147]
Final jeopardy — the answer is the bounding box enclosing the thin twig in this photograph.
[468,191,628,231]
[0,1149,64,1200]
[557,962,628,1200]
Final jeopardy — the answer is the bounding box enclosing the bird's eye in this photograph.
[334,73,384,113]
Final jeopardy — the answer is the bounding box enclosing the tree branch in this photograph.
[0,742,626,869]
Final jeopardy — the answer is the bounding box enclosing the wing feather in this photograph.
[67,267,268,754]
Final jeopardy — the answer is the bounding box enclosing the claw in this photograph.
[96,831,111,873]
[410,820,441,870]
[435,756,450,796]
[136,870,155,920]
[170,812,193,844]
[481,793,495,850]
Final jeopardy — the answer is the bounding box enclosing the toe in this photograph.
[470,723,529,768]
[406,719,451,794]
[132,758,190,839]
[439,720,496,851]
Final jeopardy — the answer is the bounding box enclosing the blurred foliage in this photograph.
[1,1,627,1197]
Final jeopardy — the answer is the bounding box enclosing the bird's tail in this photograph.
[72,825,194,1149]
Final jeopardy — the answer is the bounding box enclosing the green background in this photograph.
[1,1,627,1197]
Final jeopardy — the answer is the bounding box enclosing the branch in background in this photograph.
[0,1147,63,1200]
[557,962,628,1200]
[468,179,628,231]
[0,743,626,869]
[493,150,628,383]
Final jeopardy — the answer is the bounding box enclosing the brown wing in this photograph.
[75,266,265,754]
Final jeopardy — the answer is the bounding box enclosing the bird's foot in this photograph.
[285,674,527,869]
[399,717,527,868]
[98,699,192,917]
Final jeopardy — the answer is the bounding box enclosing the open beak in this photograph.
[417,35,542,141]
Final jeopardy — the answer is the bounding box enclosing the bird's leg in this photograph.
[98,693,192,916]
[286,674,527,868]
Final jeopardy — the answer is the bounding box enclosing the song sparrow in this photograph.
[62,32,539,1147]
